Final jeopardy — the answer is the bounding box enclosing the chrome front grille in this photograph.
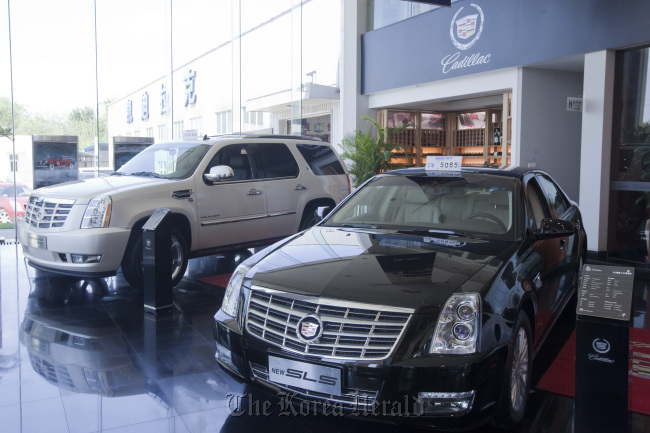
[25,196,75,229]
[245,286,413,360]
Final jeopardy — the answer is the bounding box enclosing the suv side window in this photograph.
[296,143,346,175]
[205,144,256,181]
[536,175,570,217]
[254,143,299,179]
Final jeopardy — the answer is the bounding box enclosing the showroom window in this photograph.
[609,46,650,262]
[146,127,154,138]
[190,116,203,135]
[157,125,167,140]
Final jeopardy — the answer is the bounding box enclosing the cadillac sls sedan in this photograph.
[213,166,586,429]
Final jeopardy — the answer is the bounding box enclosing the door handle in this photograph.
[294,184,307,190]
[247,188,263,196]
[559,239,566,250]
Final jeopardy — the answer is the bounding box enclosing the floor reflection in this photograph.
[1,244,648,432]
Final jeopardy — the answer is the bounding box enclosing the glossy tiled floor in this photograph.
[0,238,648,433]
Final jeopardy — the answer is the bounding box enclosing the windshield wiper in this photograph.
[111,171,128,176]
[396,229,474,238]
[129,171,166,179]
[332,223,380,229]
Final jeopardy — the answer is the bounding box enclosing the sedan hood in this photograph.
[32,176,172,204]
[249,227,514,312]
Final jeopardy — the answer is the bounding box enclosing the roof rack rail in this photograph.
[203,134,323,142]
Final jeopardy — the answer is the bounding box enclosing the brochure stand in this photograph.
[142,208,173,314]
[574,264,634,433]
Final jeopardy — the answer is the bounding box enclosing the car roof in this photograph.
[382,166,543,180]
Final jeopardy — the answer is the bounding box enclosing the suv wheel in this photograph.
[299,205,322,231]
[121,227,189,289]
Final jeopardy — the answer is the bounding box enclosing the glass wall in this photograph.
[609,46,650,263]
[0,0,340,239]
[368,0,459,31]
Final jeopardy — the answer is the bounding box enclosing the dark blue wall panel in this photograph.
[362,0,650,94]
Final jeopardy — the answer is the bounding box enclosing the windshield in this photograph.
[326,174,517,238]
[115,141,212,180]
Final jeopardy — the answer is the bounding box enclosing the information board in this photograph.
[576,264,634,321]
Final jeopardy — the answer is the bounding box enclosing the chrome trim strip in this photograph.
[200,211,296,226]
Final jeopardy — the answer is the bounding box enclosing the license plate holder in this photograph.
[27,233,47,249]
[268,355,342,396]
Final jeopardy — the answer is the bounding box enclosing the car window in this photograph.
[526,181,546,230]
[295,143,346,175]
[326,174,516,238]
[206,144,257,181]
[536,175,570,217]
[253,143,299,179]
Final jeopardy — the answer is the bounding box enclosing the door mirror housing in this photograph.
[204,165,234,183]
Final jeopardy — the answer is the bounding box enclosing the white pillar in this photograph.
[338,0,371,152]
[579,50,615,253]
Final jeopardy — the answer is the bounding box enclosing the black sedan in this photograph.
[213,167,586,430]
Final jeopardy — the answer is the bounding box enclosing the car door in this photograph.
[524,177,566,345]
[251,142,302,238]
[195,143,268,251]
[535,174,580,307]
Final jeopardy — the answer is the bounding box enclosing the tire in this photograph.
[497,311,532,429]
[121,227,189,290]
[0,208,10,224]
[298,206,320,231]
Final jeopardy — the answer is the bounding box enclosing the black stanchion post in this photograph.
[142,208,173,314]
[575,264,634,433]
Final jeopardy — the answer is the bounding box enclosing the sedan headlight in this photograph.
[430,293,480,355]
[81,196,111,228]
[220,263,250,317]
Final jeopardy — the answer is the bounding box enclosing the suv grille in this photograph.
[245,286,413,360]
[25,196,75,229]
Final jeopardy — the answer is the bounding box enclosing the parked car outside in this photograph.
[213,166,586,429]
[18,135,350,289]
[46,156,75,169]
[0,183,32,223]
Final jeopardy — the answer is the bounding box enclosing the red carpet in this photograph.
[536,327,650,416]
[197,273,232,289]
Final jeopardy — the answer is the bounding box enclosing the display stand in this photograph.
[575,264,634,433]
[142,208,173,314]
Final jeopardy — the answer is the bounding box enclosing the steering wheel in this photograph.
[465,212,507,231]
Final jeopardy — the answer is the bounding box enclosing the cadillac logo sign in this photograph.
[450,4,484,50]
[296,315,323,344]
[592,338,611,354]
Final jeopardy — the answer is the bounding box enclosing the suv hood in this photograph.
[249,227,513,311]
[32,176,173,204]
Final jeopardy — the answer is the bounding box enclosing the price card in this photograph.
[425,155,462,171]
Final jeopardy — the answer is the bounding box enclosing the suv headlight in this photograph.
[220,263,250,317]
[81,196,112,228]
[430,293,480,355]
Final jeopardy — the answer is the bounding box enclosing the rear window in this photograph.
[296,143,346,175]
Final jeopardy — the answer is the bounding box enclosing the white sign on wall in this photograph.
[567,97,583,112]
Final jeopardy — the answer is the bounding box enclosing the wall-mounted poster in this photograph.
[32,135,79,189]
[113,136,154,171]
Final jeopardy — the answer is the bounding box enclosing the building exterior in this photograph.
[339,0,650,264]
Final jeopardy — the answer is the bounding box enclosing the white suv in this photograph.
[18,135,350,288]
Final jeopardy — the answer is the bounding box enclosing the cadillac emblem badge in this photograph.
[296,315,323,344]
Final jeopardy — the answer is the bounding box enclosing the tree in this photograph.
[340,115,410,187]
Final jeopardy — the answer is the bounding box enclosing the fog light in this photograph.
[216,343,233,367]
[417,391,475,415]
[71,254,102,264]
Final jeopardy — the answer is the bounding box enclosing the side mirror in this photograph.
[535,218,575,240]
[204,165,234,182]
[316,206,332,221]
